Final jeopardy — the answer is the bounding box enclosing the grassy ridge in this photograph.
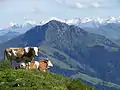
[0,60,95,90]
[0,69,95,90]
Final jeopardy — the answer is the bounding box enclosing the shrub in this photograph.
[0,60,12,69]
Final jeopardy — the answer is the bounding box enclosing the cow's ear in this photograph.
[31,47,34,50]
[44,60,48,63]
[24,47,30,53]
[38,48,40,52]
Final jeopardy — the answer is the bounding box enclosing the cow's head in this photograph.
[44,58,53,68]
[38,59,53,72]
[24,47,39,56]
[24,47,29,54]
[32,47,39,56]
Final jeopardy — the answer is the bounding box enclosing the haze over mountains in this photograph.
[1,16,120,37]
[0,21,35,35]
[40,17,120,45]
[41,16,120,40]
[0,19,120,90]
[1,16,120,44]
[0,21,36,44]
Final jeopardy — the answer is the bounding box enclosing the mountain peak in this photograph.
[38,16,120,28]
[8,21,36,29]
[47,19,67,25]
[6,16,120,29]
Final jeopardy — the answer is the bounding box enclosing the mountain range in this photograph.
[0,20,120,90]
[40,16,120,27]
[41,17,120,41]
[0,31,20,44]
[0,21,35,36]
[1,16,120,40]
[0,21,35,44]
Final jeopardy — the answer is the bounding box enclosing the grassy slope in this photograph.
[39,45,120,90]
[39,45,83,70]
[71,72,120,89]
[0,69,95,90]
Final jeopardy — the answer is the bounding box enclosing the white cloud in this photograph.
[0,0,120,28]
[55,0,63,4]
[31,8,42,14]
[75,3,85,8]
[91,2,101,8]
[55,0,118,9]
[68,2,101,9]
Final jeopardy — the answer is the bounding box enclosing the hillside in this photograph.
[0,20,120,89]
[82,23,120,41]
[0,69,95,90]
[0,31,20,44]
[0,22,34,36]
[39,45,120,90]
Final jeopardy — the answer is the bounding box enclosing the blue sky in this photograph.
[0,0,120,28]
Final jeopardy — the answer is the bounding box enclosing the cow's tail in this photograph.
[4,49,7,60]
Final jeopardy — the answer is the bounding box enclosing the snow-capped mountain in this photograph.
[40,17,120,40]
[1,16,120,40]
[41,16,120,28]
[0,21,36,36]
[1,16,120,34]
[8,21,36,33]
[65,16,120,40]
[72,16,120,28]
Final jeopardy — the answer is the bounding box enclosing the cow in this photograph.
[26,58,53,72]
[4,47,40,67]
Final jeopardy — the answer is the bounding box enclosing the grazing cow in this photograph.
[26,59,53,72]
[4,47,40,66]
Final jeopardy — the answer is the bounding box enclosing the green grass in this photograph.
[0,59,95,90]
[0,69,95,90]
[0,60,12,70]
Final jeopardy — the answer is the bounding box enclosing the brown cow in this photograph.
[26,61,39,70]
[26,59,53,72]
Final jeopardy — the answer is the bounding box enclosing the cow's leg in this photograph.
[10,60,13,68]
[12,60,17,69]
[38,67,42,72]
[11,60,15,69]
[32,57,34,61]
[38,67,41,71]
[43,70,46,72]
